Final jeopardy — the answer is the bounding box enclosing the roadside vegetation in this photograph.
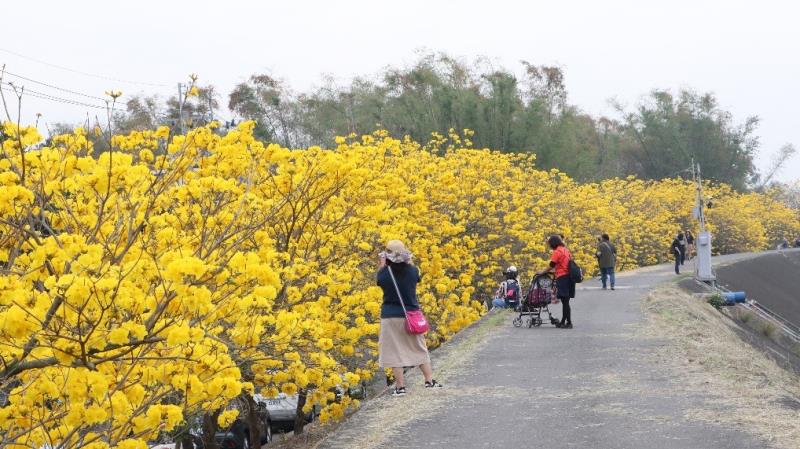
[643,287,800,449]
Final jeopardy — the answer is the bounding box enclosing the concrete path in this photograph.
[319,253,770,449]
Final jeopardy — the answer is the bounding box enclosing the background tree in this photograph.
[228,74,304,147]
[114,94,163,132]
[44,53,786,190]
[615,90,760,190]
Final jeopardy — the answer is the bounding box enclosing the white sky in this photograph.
[1,0,798,182]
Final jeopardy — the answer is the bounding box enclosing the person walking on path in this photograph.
[596,233,617,290]
[376,240,442,396]
[671,233,685,274]
[538,235,576,329]
[685,230,695,260]
[679,232,688,265]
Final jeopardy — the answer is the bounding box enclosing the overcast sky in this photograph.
[2,0,798,182]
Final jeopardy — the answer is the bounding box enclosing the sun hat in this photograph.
[385,240,412,263]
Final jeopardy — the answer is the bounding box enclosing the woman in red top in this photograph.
[538,235,575,328]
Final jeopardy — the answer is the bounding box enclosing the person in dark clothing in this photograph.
[596,233,617,290]
[671,233,686,274]
[794,237,800,248]
[537,235,575,329]
[376,240,441,396]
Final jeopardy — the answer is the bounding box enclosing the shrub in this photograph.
[707,293,726,310]
[759,321,778,339]
[738,310,754,323]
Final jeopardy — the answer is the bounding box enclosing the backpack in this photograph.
[568,258,584,283]
[504,279,520,306]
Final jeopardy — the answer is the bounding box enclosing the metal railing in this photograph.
[709,280,800,343]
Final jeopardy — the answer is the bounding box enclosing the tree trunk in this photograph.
[202,411,221,449]
[293,389,308,435]
[244,393,262,447]
[179,434,195,449]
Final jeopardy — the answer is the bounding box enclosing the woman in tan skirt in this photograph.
[377,240,442,396]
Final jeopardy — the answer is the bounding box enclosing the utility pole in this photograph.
[692,159,716,282]
[177,82,184,134]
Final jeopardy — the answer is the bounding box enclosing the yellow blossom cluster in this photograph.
[1,121,797,447]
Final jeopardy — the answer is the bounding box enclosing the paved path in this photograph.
[320,253,770,449]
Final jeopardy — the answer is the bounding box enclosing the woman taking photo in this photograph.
[377,240,442,396]
[538,235,575,329]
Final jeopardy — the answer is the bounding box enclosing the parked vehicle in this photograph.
[212,396,272,449]
[265,382,368,433]
[264,393,315,433]
[214,415,271,449]
[148,395,272,449]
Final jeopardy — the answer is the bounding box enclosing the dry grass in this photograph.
[736,309,755,324]
[759,321,778,340]
[642,286,800,449]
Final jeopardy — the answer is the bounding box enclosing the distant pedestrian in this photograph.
[671,233,685,274]
[685,230,695,260]
[794,237,800,248]
[376,240,442,396]
[491,266,521,310]
[679,232,688,265]
[596,233,617,290]
[538,235,575,329]
[778,236,790,250]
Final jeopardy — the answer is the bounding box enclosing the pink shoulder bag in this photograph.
[387,266,429,335]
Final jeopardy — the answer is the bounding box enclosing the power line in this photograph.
[1,70,107,101]
[1,86,106,110]
[2,82,107,108]
[1,84,107,110]
[0,47,169,88]
[4,82,105,106]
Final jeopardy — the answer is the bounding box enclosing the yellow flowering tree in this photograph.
[0,122,280,449]
[1,119,798,449]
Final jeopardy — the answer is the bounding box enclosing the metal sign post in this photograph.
[692,160,716,282]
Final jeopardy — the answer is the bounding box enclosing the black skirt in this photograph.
[556,275,575,299]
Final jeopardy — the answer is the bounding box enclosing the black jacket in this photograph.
[671,238,685,256]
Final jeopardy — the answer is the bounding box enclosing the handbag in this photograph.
[386,266,429,335]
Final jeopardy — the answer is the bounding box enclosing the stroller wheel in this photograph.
[512,317,522,328]
[534,317,543,327]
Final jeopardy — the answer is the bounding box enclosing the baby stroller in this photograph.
[513,273,560,328]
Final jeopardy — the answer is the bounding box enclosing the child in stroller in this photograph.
[491,266,521,310]
[513,273,560,328]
